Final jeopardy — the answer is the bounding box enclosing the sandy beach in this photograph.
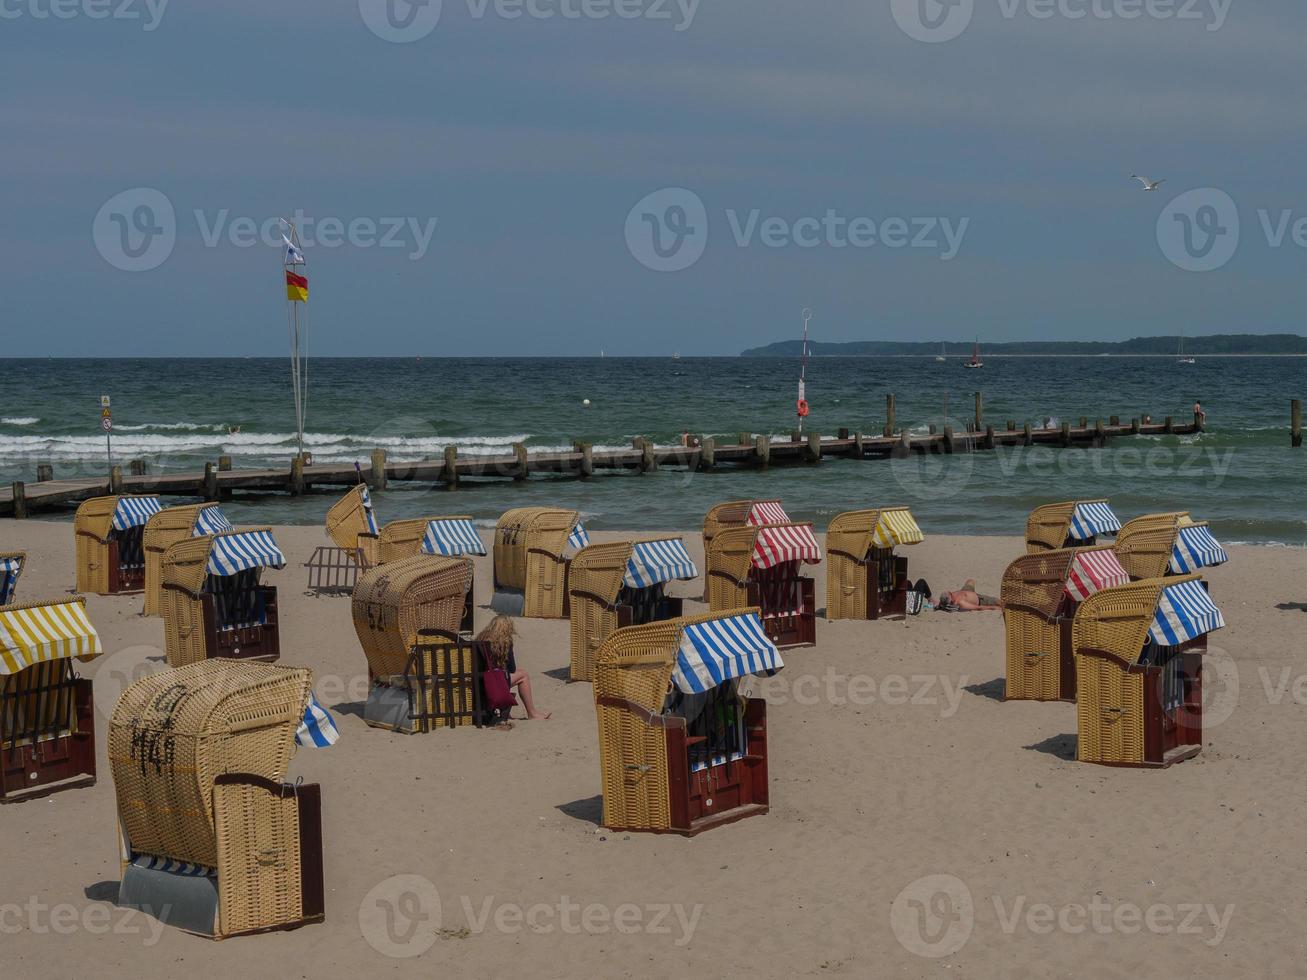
[1,518,1302,978]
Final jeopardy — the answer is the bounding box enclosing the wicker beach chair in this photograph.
[304,485,378,593]
[0,552,25,605]
[593,608,781,835]
[1114,513,1228,582]
[707,523,820,648]
[1001,546,1130,702]
[351,554,480,732]
[111,659,337,938]
[1025,499,1121,554]
[702,499,791,551]
[376,515,487,565]
[141,503,233,617]
[567,537,697,682]
[0,596,101,803]
[1072,575,1224,768]
[826,507,925,620]
[161,529,286,668]
[74,494,162,594]
[492,507,588,618]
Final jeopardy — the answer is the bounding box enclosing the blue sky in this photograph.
[1,1,1302,356]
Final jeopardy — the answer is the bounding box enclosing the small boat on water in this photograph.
[935,342,946,363]
[964,338,983,369]
[1177,332,1195,365]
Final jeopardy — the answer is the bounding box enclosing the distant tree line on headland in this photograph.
[741,334,1307,356]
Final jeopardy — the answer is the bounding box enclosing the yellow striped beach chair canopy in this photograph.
[872,507,925,547]
[0,597,103,676]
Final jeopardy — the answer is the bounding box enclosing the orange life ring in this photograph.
[796,399,810,418]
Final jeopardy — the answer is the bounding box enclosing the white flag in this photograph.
[282,235,306,265]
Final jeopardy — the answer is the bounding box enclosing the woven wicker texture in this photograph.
[1114,512,1188,581]
[494,507,578,618]
[142,505,212,617]
[705,525,761,611]
[373,517,433,565]
[702,501,753,551]
[326,485,378,565]
[352,554,473,679]
[1024,501,1079,554]
[568,541,637,682]
[1071,575,1198,764]
[1001,548,1083,701]
[75,495,154,594]
[825,510,881,620]
[109,658,311,869]
[400,638,480,730]
[591,607,760,832]
[0,595,99,745]
[213,777,306,935]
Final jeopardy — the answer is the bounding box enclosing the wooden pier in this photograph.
[0,412,1203,518]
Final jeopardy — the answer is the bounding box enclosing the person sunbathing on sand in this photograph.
[937,579,1002,612]
[476,616,551,720]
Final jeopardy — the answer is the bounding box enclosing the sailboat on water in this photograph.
[963,337,983,369]
[1177,332,1195,365]
[935,342,946,363]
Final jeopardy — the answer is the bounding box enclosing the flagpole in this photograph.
[281,218,308,461]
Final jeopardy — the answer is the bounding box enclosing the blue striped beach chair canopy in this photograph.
[624,538,699,589]
[1170,523,1229,574]
[568,520,590,552]
[1148,579,1225,648]
[421,518,488,557]
[360,486,379,536]
[111,496,163,532]
[0,554,23,605]
[672,612,784,694]
[1068,500,1121,541]
[296,692,339,747]
[192,506,233,537]
[205,530,287,578]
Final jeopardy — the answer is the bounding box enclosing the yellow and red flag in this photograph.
[285,270,309,303]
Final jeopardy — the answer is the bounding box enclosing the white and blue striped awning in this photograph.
[1149,579,1225,646]
[0,556,22,605]
[111,496,162,531]
[421,518,487,557]
[1170,524,1229,574]
[130,854,216,878]
[205,530,287,577]
[192,506,233,537]
[624,538,698,589]
[672,612,784,694]
[360,486,379,536]
[1068,501,1121,541]
[295,692,339,748]
[568,521,590,551]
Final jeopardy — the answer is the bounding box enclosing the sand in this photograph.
[0,518,1302,978]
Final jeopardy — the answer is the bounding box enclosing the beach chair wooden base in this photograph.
[304,547,369,595]
[0,677,96,804]
[364,636,484,733]
[1005,617,1077,703]
[749,577,816,649]
[107,540,146,595]
[201,590,280,664]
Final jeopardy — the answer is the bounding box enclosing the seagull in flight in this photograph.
[1131,174,1166,192]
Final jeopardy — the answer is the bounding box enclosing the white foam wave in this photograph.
[1,417,38,426]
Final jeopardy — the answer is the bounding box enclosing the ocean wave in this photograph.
[0,417,38,426]
[114,422,225,432]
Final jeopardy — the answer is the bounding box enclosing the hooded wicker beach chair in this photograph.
[1025,499,1121,554]
[702,500,791,551]
[568,537,698,682]
[111,658,338,938]
[492,507,588,618]
[161,529,286,668]
[1114,513,1228,582]
[0,552,25,605]
[0,596,101,803]
[75,495,163,594]
[826,507,925,620]
[1073,575,1224,768]
[304,484,379,593]
[707,523,821,648]
[351,554,480,732]
[376,515,486,566]
[593,608,782,835]
[1001,546,1130,702]
[142,504,233,617]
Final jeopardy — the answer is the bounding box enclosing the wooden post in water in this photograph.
[579,443,594,477]
[1293,399,1302,447]
[1094,420,1105,447]
[738,432,751,446]
[1110,415,1120,426]
[218,455,232,472]
[640,439,657,473]
[805,432,821,463]
[753,434,770,468]
[443,447,459,487]
[370,448,388,491]
[110,466,123,494]
[1164,416,1174,434]
[129,459,146,476]
[893,430,912,459]
[1023,422,1033,447]
[699,437,715,470]
[974,392,983,432]
[1060,421,1071,448]
[36,464,52,483]
[289,456,305,495]
[886,394,896,437]
[1131,418,1141,434]
[512,442,529,481]
[203,462,218,501]
[1079,416,1087,429]
[853,432,865,457]
[11,482,26,519]
[837,428,850,440]
[943,427,955,454]
[1006,420,1015,431]
[928,424,937,435]
[983,425,995,450]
